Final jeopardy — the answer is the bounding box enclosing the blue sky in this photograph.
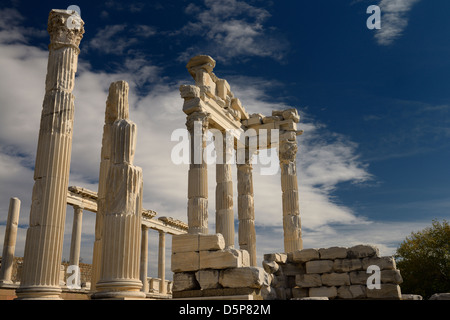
[0,0,449,278]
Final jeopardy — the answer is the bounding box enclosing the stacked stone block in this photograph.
[263,245,403,300]
[171,233,271,299]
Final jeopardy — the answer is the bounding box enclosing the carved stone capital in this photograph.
[279,139,298,163]
[47,9,84,51]
[185,111,210,132]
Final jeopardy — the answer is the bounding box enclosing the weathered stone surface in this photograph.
[429,293,450,300]
[309,286,337,299]
[172,272,199,291]
[295,274,322,288]
[171,251,200,272]
[292,249,319,263]
[291,287,309,299]
[366,284,401,300]
[219,267,269,289]
[195,269,220,289]
[362,256,396,270]
[321,273,350,286]
[199,248,244,269]
[261,284,277,300]
[305,260,333,274]
[333,259,362,272]
[262,260,279,274]
[282,108,300,123]
[172,234,199,253]
[381,269,403,284]
[198,234,225,251]
[319,247,348,260]
[349,271,368,285]
[347,244,379,259]
[337,285,366,299]
[402,294,423,300]
[264,253,287,264]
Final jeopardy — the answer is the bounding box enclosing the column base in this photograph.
[15,285,62,300]
[91,280,146,300]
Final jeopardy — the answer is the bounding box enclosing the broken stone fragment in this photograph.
[219,267,269,289]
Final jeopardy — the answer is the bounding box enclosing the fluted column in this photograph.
[91,81,130,292]
[91,81,145,300]
[69,206,83,267]
[279,134,303,253]
[16,9,84,300]
[0,197,21,286]
[140,225,149,293]
[158,231,166,294]
[215,132,235,248]
[186,111,210,234]
[237,152,257,266]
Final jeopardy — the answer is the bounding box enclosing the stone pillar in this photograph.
[91,82,145,300]
[158,231,166,294]
[91,81,130,292]
[16,9,84,300]
[140,225,149,293]
[215,132,235,248]
[69,206,83,267]
[0,197,21,286]
[186,111,210,234]
[237,152,257,266]
[279,133,303,253]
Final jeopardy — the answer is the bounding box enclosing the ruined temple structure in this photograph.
[0,8,405,300]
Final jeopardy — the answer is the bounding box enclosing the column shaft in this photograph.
[140,225,149,293]
[16,9,84,300]
[237,156,257,266]
[279,136,302,253]
[0,198,21,285]
[215,132,235,248]
[91,80,130,292]
[186,111,210,234]
[158,231,166,294]
[69,206,83,267]
[92,82,145,300]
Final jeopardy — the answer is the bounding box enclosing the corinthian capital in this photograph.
[185,111,210,132]
[279,139,298,163]
[48,9,84,50]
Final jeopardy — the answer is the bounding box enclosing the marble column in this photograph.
[215,132,235,248]
[237,152,257,266]
[92,83,145,300]
[140,225,149,293]
[186,111,210,234]
[69,206,83,267]
[279,134,303,253]
[16,9,84,300]
[91,81,130,292]
[0,197,21,285]
[158,231,166,294]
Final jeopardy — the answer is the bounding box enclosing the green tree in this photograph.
[395,219,450,299]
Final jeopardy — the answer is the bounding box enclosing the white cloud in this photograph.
[375,0,421,45]
[178,0,289,62]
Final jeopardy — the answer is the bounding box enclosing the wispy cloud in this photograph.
[375,0,421,45]
[177,0,289,63]
[86,24,156,55]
